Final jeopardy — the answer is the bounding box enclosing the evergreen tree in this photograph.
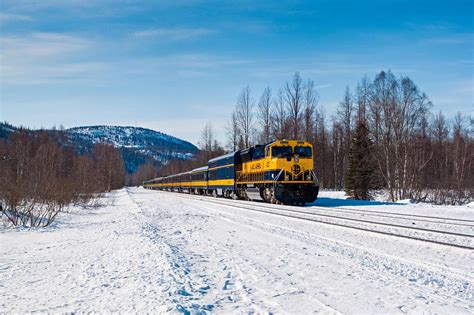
[345,122,379,200]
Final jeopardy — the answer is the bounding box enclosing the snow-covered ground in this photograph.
[1,188,473,313]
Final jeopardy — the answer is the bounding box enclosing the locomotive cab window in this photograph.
[252,147,264,160]
[294,146,312,158]
[271,146,292,158]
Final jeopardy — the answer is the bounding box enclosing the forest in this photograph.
[0,129,125,227]
[1,69,472,228]
[149,70,473,205]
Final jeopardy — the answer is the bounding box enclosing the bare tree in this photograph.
[198,122,215,161]
[285,72,304,139]
[199,122,214,153]
[337,86,354,180]
[236,86,254,148]
[338,86,354,148]
[92,143,125,192]
[226,110,240,152]
[272,88,289,139]
[303,79,319,143]
[355,75,370,124]
[314,105,329,187]
[0,129,125,227]
[331,119,344,190]
[450,113,472,203]
[257,86,272,143]
[369,71,432,201]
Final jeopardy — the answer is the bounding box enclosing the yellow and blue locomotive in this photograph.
[143,139,319,205]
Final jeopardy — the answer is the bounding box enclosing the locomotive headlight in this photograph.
[306,174,311,180]
[285,174,290,180]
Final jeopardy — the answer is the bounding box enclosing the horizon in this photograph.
[1,0,473,145]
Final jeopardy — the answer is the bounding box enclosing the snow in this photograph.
[315,190,474,220]
[1,188,473,313]
[68,125,191,148]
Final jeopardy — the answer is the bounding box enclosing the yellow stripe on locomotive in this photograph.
[236,140,315,183]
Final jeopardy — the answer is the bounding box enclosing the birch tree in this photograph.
[285,72,304,139]
[236,86,254,148]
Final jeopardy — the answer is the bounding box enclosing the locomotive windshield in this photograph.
[294,146,312,158]
[272,146,292,158]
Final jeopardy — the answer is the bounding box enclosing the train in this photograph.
[143,139,319,205]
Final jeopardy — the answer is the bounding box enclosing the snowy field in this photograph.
[1,188,473,313]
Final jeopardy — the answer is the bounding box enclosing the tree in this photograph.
[285,72,304,139]
[314,105,330,187]
[199,122,214,153]
[272,88,289,139]
[345,122,379,200]
[355,76,370,124]
[0,129,124,227]
[226,110,240,152]
[92,143,125,192]
[199,122,216,162]
[303,79,319,143]
[337,86,354,182]
[257,86,272,143]
[236,86,254,148]
[368,70,432,201]
[331,120,344,190]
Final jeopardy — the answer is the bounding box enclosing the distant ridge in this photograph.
[0,123,198,173]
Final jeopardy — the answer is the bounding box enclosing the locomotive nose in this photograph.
[292,164,301,175]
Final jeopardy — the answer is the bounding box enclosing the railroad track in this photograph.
[154,191,474,250]
[306,203,474,226]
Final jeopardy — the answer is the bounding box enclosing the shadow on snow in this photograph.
[308,197,399,208]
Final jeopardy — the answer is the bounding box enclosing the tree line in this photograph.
[160,70,472,205]
[0,129,125,227]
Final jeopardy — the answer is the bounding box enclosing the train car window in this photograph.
[272,146,292,158]
[294,146,312,158]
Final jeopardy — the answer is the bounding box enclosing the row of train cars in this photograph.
[143,139,319,205]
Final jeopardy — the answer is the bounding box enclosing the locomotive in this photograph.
[143,139,319,205]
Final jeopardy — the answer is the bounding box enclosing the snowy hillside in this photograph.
[68,126,196,153]
[68,126,197,170]
[1,188,472,313]
[0,123,198,173]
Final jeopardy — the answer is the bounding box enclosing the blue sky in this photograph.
[0,0,472,145]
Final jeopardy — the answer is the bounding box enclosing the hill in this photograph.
[0,123,198,173]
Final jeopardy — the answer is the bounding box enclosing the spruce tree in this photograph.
[345,122,378,200]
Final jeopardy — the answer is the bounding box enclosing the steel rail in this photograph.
[160,191,474,250]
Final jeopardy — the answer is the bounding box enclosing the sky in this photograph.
[0,0,473,145]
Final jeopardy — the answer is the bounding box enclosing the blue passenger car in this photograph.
[207,152,236,193]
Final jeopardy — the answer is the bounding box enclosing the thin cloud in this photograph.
[0,32,105,85]
[133,27,217,40]
[123,54,253,74]
[1,32,90,59]
[423,33,473,45]
[0,12,33,23]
